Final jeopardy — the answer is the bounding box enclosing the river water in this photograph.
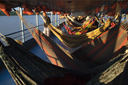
[0,15,60,42]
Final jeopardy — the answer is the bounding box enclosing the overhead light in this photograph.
[68,1,72,4]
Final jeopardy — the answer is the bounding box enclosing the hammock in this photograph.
[66,15,84,26]
[15,9,110,48]
[0,36,128,85]
[62,23,73,34]
[42,15,111,48]
[18,8,128,66]
[65,16,92,30]
[65,19,96,35]
[14,11,93,70]
[14,9,128,67]
[45,12,124,48]
[74,19,96,35]
[75,15,86,23]
[73,20,128,64]
[48,22,110,48]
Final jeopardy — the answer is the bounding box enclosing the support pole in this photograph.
[36,14,39,29]
[51,12,53,24]
[58,14,59,26]
[60,16,61,24]
[55,13,56,26]
[124,13,126,20]
[119,13,122,23]
[19,7,25,43]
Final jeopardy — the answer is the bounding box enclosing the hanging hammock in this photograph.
[0,36,128,85]
[73,20,128,64]
[65,19,96,35]
[0,9,127,85]
[14,9,128,67]
[74,19,96,35]
[14,10,93,70]
[74,15,87,23]
[43,10,122,48]
[47,23,111,48]
[35,13,128,65]
[43,16,111,48]
[66,15,83,26]
[65,16,92,30]
[62,22,73,34]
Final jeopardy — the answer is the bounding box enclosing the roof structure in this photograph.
[0,0,121,12]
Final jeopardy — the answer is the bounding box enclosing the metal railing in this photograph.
[2,18,65,44]
[0,6,66,44]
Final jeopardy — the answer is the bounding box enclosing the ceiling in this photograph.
[0,0,122,12]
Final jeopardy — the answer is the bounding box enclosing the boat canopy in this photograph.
[0,0,128,16]
[0,0,120,12]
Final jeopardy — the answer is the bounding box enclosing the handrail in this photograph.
[3,18,65,43]
[4,19,64,37]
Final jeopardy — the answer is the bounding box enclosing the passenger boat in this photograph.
[0,0,128,85]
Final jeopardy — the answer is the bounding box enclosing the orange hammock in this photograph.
[22,3,34,15]
[0,2,12,16]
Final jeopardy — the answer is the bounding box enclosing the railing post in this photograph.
[124,13,126,20]
[60,16,61,23]
[55,13,56,26]
[62,17,63,23]
[65,18,67,25]
[58,14,59,26]
[19,7,25,43]
[51,12,53,24]
[36,14,39,29]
